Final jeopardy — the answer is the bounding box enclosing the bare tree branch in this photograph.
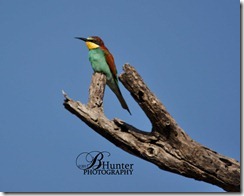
[63,64,240,192]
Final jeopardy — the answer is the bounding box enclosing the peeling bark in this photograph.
[63,64,240,192]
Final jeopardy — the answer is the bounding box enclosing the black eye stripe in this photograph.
[91,40,99,45]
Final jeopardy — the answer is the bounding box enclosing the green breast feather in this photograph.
[88,48,112,80]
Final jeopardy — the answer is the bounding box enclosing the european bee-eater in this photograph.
[75,36,131,115]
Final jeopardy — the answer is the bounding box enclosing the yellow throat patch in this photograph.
[86,41,100,50]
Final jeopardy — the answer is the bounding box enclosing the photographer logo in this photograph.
[76,151,134,175]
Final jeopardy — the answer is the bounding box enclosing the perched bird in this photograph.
[75,36,131,115]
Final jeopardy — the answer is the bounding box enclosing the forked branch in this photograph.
[63,64,240,192]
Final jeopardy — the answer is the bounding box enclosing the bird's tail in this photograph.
[108,81,131,115]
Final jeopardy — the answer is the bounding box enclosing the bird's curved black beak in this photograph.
[75,37,87,42]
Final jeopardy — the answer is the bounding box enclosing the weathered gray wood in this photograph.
[63,64,240,192]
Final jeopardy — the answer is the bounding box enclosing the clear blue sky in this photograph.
[0,0,240,192]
